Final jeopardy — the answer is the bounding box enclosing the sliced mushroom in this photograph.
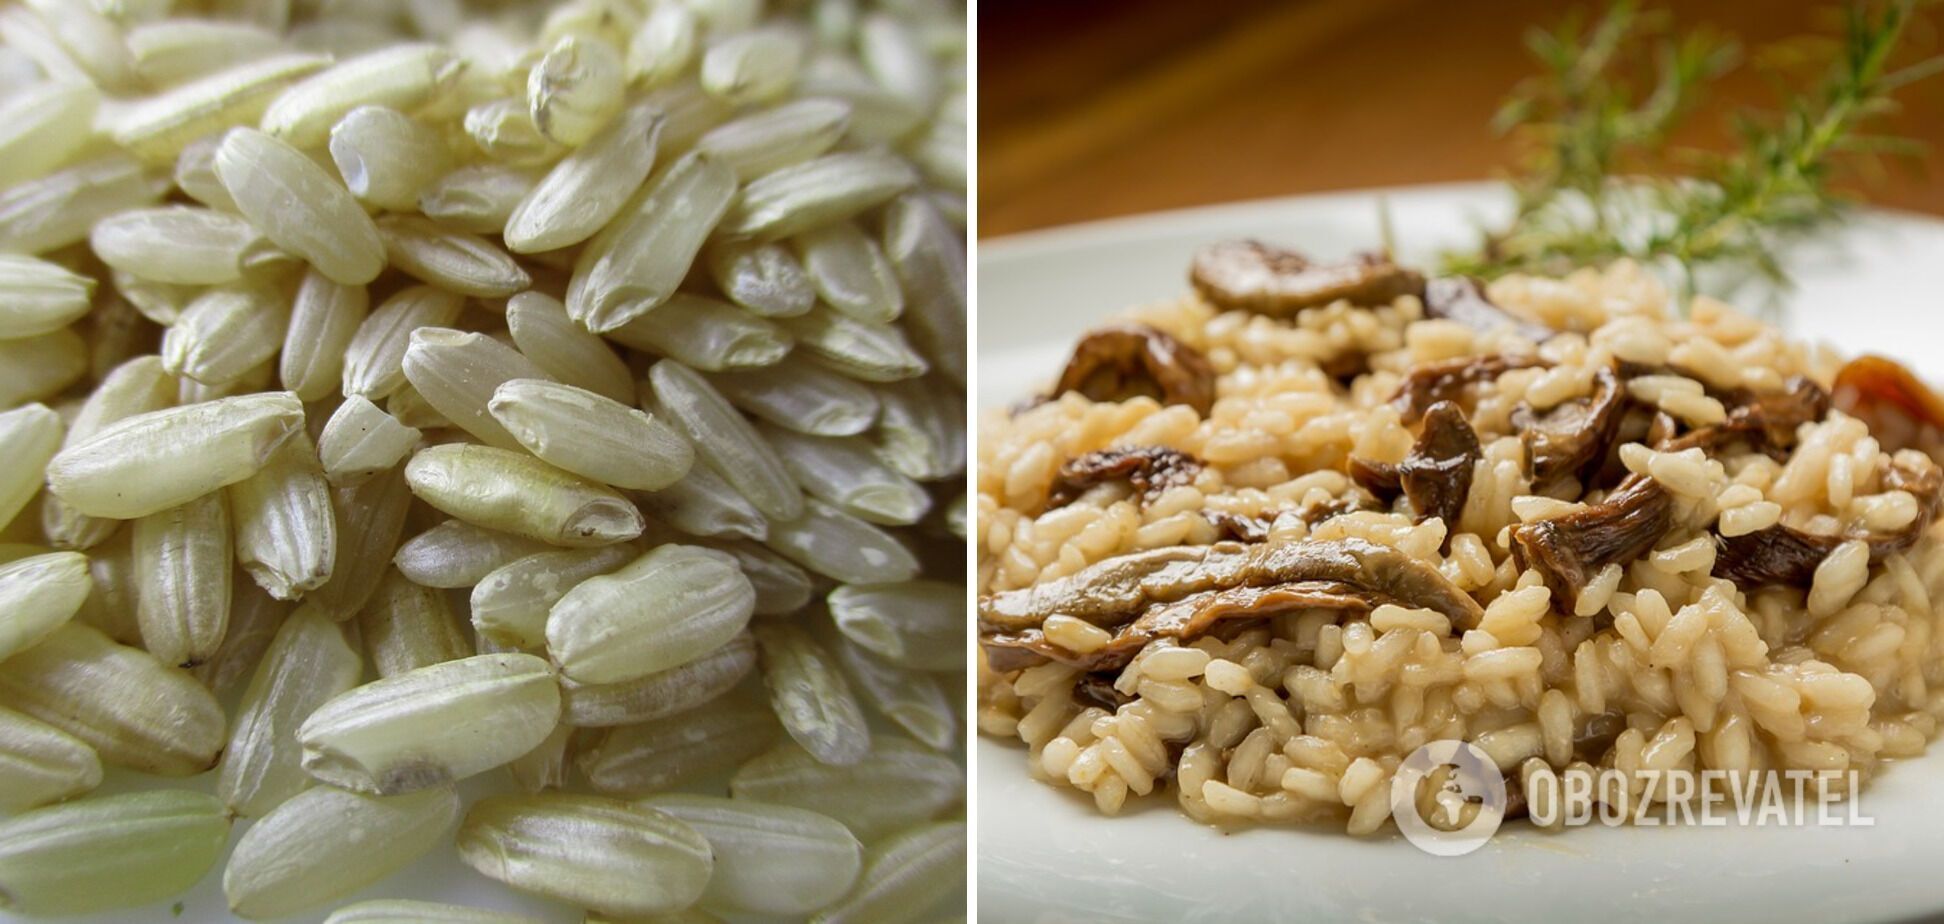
[983,580,1378,672]
[1509,474,1673,615]
[1645,409,1683,449]
[1830,354,1944,456]
[1207,510,1273,544]
[1391,353,1550,423]
[1655,373,1830,458]
[1712,452,1943,590]
[1726,375,1832,450]
[1421,277,1555,342]
[1207,495,1371,544]
[1534,366,1824,492]
[1573,710,1628,764]
[1073,673,1133,711]
[1189,240,1424,316]
[1317,349,1372,386]
[1502,773,1529,822]
[1514,365,1626,494]
[1350,400,1481,544]
[978,537,1484,671]
[1049,323,1217,416]
[1047,446,1202,509]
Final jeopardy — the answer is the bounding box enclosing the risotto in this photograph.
[975,240,1944,834]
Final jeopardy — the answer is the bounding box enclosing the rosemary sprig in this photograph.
[1445,0,1939,301]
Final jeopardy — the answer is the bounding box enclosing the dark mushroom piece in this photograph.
[1726,375,1832,451]
[1189,240,1425,316]
[1350,400,1481,546]
[978,537,1484,672]
[1542,366,1826,491]
[1206,510,1273,544]
[1830,354,1944,457]
[1578,373,1825,495]
[1391,353,1550,424]
[1073,673,1132,711]
[1574,404,1661,488]
[1421,277,1555,342]
[1573,710,1628,764]
[1502,773,1529,822]
[1509,474,1673,616]
[1048,323,1217,417]
[1644,409,1683,449]
[1047,446,1203,510]
[1206,494,1372,544]
[1712,453,1944,591]
[1513,364,1627,495]
[1317,350,1372,387]
[1658,374,1830,457]
[983,580,1380,672]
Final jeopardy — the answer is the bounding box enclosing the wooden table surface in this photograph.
[979,0,1944,238]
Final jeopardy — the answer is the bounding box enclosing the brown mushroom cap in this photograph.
[1391,353,1550,423]
[1421,276,1555,342]
[1350,400,1482,547]
[1831,354,1944,457]
[1515,364,1627,495]
[1207,495,1372,544]
[1509,474,1674,616]
[1189,240,1425,316]
[1049,322,1217,416]
[1047,446,1203,510]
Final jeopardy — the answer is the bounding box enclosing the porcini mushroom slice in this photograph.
[1046,322,1216,416]
[1830,354,1944,456]
[1421,276,1554,342]
[1515,364,1626,494]
[981,580,1375,672]
[1509,474,1673,616]
[1712,453,1943,590]
[1350,400,1481,544]
[1046,446,1202,509]
[1189,240,1424,315]
[1658,374,1829,456]
[977,538,1484,670]
[1390,353,1549,424]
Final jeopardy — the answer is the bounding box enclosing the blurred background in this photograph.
[980,0,1944,238]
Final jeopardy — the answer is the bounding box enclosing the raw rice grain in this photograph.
[0,790,228,917]
[224,784,460,919]
[404,443,645,547]
[455,793,711,918]
[489,378,695,490]
[297,652,560,795]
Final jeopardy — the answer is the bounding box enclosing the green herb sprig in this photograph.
[1445,0,1939,301]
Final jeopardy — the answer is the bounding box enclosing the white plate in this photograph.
[975,182,1944,924]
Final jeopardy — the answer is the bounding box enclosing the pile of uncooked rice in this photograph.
[977,242,1944,834]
